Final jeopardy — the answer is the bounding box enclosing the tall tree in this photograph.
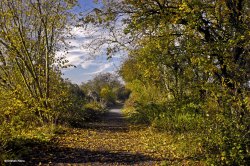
[0,0,77,119]
[84,0,250,164]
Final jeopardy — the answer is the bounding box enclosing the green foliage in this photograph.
[0,0,79,161]
[152,113,204,133]
[61,101,107,127]
[83,101,107,120]
[89,0,250,164]
[201,102,250,165]
[81,73,127,106]
[100,86,116,105]
[55,81,86,127]
[0,0,78,123]
[0,0,77,116]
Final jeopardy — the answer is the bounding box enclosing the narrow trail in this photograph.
[87,106,128,131]
[25,106,164,166]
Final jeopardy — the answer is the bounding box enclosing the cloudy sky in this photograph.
[59,0,124,84]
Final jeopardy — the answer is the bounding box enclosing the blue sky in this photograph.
[60,0,123,84]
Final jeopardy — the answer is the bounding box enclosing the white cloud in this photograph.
[81,60,95,69]
[56,23,125,83]
[82,62,113,75]
[91,63,113,74]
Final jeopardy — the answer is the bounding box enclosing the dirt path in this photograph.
[92,106,128,130]
[21,106,204,166]
[24,107,164,166]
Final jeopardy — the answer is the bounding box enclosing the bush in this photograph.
[83,102,107,121]
[197,93,250,165]
[124,100,205,133]
[123,102,165,124]
[58,101,108,127]
[152,112,204,133]
[58,108,85,128]
[122,106,150,124]
[202,113,250,165]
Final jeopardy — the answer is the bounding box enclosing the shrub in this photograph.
[83,102,107,121]
[122,106,150,124]
[152,112,204,133]
[202,113,250,165]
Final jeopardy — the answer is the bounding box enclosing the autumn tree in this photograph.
[0,0,77,122]
[84,0,250,164]
[81,73,126,105]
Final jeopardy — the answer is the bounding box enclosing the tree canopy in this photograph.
[84,0,250,164]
